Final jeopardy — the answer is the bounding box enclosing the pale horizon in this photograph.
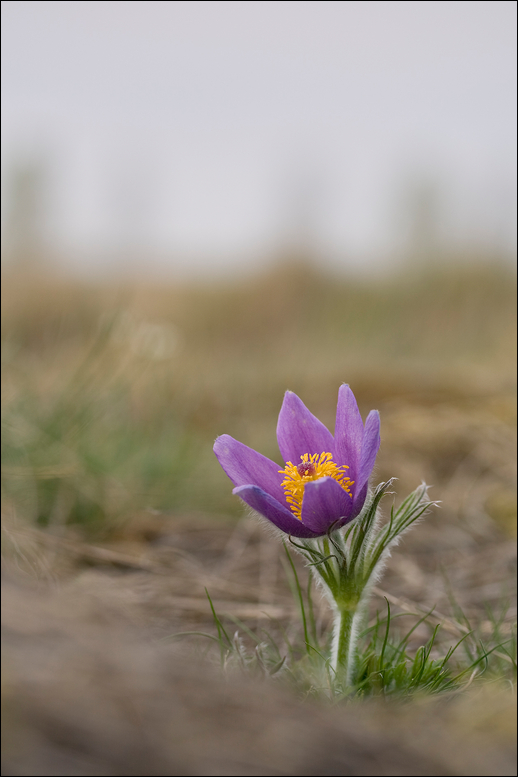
[2,0,516,277]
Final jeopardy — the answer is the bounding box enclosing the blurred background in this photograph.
[2,0,517,275]
[1,0,516,584]
[1,17,517,775]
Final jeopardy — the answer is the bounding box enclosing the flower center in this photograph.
[279,452,354,520]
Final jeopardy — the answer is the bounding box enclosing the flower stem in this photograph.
[300,482,433,692]
[331,599,363,688]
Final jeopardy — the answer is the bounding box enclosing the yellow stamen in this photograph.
[279,452,354,520]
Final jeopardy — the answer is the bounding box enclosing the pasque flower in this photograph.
[214,385,432,689]
[214,385,380,538]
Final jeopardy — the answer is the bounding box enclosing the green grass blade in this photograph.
[205,587,232,656]
[283,543,311,655]
[161,631,222,643]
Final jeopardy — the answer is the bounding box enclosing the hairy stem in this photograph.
[331,599,363,687]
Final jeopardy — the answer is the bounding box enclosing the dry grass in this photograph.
[2,566,516,776]
[1,257,516,772]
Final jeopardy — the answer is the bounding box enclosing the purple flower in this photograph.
[213,385,380,538]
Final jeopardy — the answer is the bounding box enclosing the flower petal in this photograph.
[214,435,285,503]
[334,384,364,481]
[233,485,320,538]
[352,410,380,513]
[300,477,354,535]
[277,391,334,465]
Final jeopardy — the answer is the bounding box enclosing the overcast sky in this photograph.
[1,0,516,275]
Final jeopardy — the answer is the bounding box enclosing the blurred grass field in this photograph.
[2,257,516,537]
[1,255,517,720]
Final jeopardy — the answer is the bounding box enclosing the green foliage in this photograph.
[171,556,516,700]
[1,322,202,534]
